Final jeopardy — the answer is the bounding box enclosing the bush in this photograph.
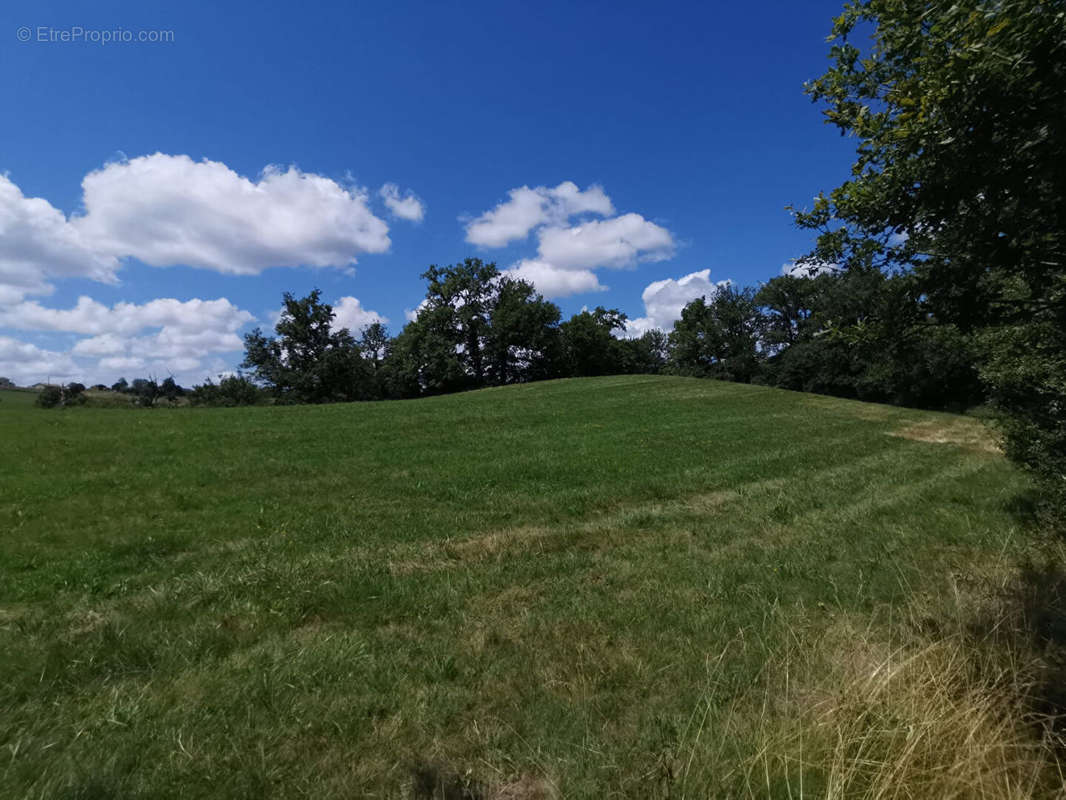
[189,374,263,407]
[35,385,63,408]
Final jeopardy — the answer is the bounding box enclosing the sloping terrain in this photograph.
[0,377,1033,797]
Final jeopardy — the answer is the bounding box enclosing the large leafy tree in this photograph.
[559,307,630,377]
[242,290,371,403]
[421,258,500,385]
[798,0,1066,523]
[484,277,561,384]
[391,259,563,394]
[668,285,764,382]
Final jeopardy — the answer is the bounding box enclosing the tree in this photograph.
[189,373,262,407]
[111,377,129,393]
[422,258,499,385]
[242,290,372,403]
[0,377,14,389]
[756,273,826,350]
[798,0,1066,524]
[160,377,184,402]
[390,260,563,393]
[668,285,764,382]
[131,378,160,408]
[35,385,63,409]
[357,322,394,398]
[484,277,561,384]
[559,307,629,377]
[620,329,670,375]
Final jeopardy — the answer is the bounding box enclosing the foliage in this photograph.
[35,384,63,409]
[111,377,129,393]
[34,383,87,409]
[242,290,374,404]
[668,285,764,382]
[130,378,161,408]
[558,306,630,377]
[391,259,563,394]
[796,0,1066,527]
[189,374,264,407]
[756,270,983,409]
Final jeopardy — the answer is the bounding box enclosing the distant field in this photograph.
[0,377,1035,797]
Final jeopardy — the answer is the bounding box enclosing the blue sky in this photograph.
[0,0,857,385]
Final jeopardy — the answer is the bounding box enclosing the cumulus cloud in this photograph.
[0,175,120,302]
[0,295,255,385]
[468,181,675,298]
[72,154,391,274]
[0,154,418,303]
[536,213,674,271]
[505,259,605,298]
[330,296,387,332]
[379,183,425,222]
[625,269,730,337]
[0,337,80,384]
[464,181,614,247]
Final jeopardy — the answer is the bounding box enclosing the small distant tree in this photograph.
[0,377,14,389]
[160,377,184,403]
[111,377,129,393]
[64,383,87,405]
[130,378,160,408]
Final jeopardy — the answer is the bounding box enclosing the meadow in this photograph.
[0,377,1056,798]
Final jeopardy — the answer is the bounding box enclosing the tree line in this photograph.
[224,257,981,413]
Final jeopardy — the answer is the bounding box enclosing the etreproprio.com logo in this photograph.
[16,26,175,44]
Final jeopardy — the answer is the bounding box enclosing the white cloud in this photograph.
[0,295,255,386]
[466,181,676,299]
[504,259,605,298]
[379,183,425,222]
[330,296,387,333]
[72,154,392,274]
[0,155,420,303]
[464,181,614,247]
[0,295,254,336]
[0,337,80,384]
[0,175,120,302]
[536,213,674,271]
[404,298,429,323]
[625,269,730,337]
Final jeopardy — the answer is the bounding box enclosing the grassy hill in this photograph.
[0,377,1049,797]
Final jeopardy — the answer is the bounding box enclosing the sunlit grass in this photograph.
[0,377,1049,797]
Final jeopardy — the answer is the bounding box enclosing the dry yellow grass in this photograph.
[675,552,1066,800]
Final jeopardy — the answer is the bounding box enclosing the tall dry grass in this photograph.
[672,544,1066,799]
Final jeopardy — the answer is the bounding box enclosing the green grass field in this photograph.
[0,377,1038,798]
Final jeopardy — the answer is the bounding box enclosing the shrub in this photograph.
[189,374,263,407]
[35,385,63,408]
